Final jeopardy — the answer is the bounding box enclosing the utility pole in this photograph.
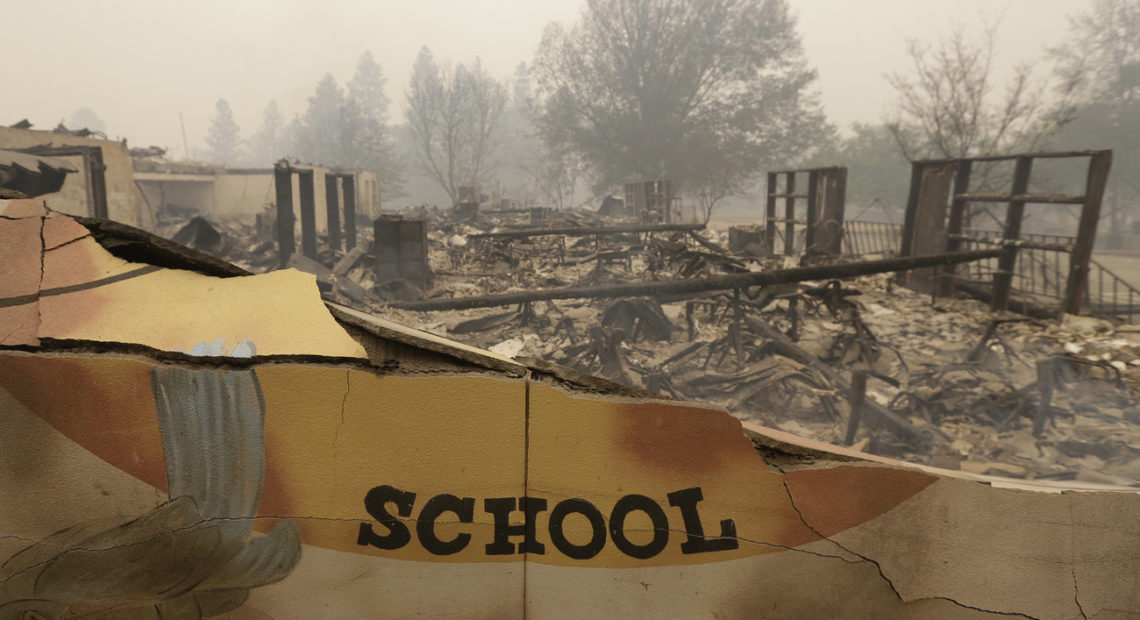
[179,112,189,161]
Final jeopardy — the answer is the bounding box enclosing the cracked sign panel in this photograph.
[2,201,1140,619]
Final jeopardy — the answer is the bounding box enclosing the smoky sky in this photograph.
[4,0,1081,152]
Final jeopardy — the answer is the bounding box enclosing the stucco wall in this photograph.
[138,167,380,231]
[212,172,275,219]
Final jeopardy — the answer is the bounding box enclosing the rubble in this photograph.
[91,165,1140,488]
[365,206,1140,486]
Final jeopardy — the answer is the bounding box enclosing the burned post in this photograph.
[343,173,357,250]
[817,167,847,256]
[85,147,109,219]
[939,161,974,298]
[273,161,294,268]
[326,173,342,252]
[991,157,1033,312]
[298,169,317,260]
[784,172,796,256]
[1063,151,1113,315]
[765,172,778,252]
[765,167,848,259]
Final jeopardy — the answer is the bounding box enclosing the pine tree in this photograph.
[296,74,346,166]
[205,99,241,165]
[345,51,402,195]
[248,100,284,166]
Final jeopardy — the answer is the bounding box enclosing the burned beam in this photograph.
[947,235,1073,253]
[391,248,1002,311]
[85,147,109,219]
[913,149,1111,166]
[953,192,1086,205]
[468,223,705,241]
[273,162,294,268]
[1063,151,1112,315]
[325,173,342,251]
[298,170,317,259]
[342,174,357,250]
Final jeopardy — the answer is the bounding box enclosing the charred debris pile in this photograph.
[386,210,1139,485]
[162,163,1140,486]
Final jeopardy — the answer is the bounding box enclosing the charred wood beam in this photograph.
[953,192,1086,205]
[946,235,1073,253]
[390,249,1002,311]
[913,149,1111,165]
[342,175,357,250]
[468,223,704,241]
[769,166,847,175]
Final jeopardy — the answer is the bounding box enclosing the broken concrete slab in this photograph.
[333,245,368,277]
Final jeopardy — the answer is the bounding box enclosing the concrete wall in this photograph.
[135,177,214,219]
[212,171,275,219]
[137,166,380,232]
[0,126,150,228]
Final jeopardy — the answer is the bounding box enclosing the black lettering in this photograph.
[417,494,475,555]
[548,498,606,560]
[609,494,669,559]
[484,497,547,555]
[667,487,738,553]
[357,485,416,550]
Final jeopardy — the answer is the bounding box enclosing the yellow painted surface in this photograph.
[1,351,1140,618]
[0,209,366,358]
[253,367,527,560]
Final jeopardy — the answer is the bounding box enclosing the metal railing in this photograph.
[954,228,1073,303]
[1086,258,1140,325]
[839,221,1140,324]
[842,220,902,256]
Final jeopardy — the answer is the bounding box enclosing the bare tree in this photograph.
[520,143,582,210]
[405,47,507,204]
[886,22,1074,165]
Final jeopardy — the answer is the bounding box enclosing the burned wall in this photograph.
[0,127,149,228]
